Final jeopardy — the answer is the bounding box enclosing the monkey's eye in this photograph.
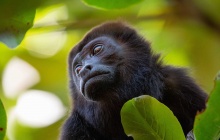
[75,65,82,75]
[92,44,103,56]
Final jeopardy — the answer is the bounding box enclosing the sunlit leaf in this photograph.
[82,0,143,10]
[0,99,7,140]
[194,71,220,140]
[121,95,185,140]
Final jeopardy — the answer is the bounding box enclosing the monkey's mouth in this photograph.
[80,71,110,97]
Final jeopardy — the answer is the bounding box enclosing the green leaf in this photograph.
[0,99,7,140]
[121,95,185,140]
[194,71,220,140]
[82,0,143,10]
[0,10,35,49]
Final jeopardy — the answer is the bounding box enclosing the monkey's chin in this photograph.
[83,74,113,100]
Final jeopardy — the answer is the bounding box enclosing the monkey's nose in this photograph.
[79,64,93,77]
[84,64,92,70]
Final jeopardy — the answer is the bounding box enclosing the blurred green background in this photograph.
[0,0,220,139]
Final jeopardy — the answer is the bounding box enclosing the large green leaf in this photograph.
[194,72,220,140]
[0,99,7,140]
[82,0,143,10]
[121,95,185,140]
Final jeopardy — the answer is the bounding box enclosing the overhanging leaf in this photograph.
[194,71,220,140]
[0,99,7,140]
[82,0,143,10]
[121,95,185,140]
[0,10,35,48]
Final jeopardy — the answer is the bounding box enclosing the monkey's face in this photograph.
[70,36,123,100]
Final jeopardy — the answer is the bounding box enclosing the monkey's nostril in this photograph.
[78,64,93,77]
[85,65,92,70]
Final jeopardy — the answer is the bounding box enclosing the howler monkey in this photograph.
[61,21,207,140]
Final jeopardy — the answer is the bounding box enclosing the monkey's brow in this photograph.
[73,37,108,63]
[81,36,107,51]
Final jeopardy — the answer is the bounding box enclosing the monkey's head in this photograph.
[68,21,153,101]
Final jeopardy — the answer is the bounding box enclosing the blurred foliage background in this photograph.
[0,0,220,139]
